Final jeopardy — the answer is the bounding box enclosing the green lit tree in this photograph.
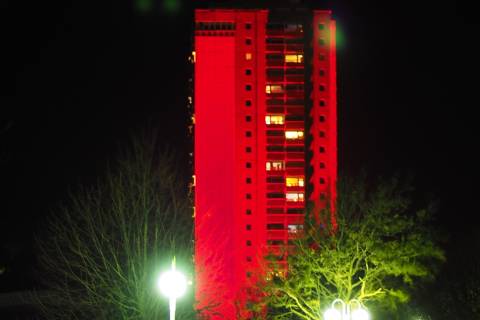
[35,135,195,319]
[259,175,445,320]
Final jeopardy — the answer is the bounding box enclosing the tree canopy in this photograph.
[259,175,445,320]
[35,136,194,319]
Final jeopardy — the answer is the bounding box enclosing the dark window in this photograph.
[246,240,252,246]
[320,177,325,184]
[246,162,252,168]
[245,38,252,45]
[320,193,326,199]
[246,131,252,137]
[287,208,304,214]
[319,115,325,122]
[319,85,326,91]
[267,239,284,245]
[267,223,284,230]
[266,37,284,44]
[245,69,252,75]
[266,53,283,60]
[246,256,252,262]
[319,54,326,61]
[266,176,284,183]
[246,271,252,277]
[246,147,252,153]
[245,115,252,122]
[246,84,252,91]
[246,209,252,215]
[286,146,304,152]
[320,162,325,168]
[319,146,325,153]
[318,38,326,46]
[266,130,284,136]
[285,115,303,121]
[246,224,252,230]
[246,100,252,107]
[319,100,326,107]
[267,192,284,199]
[286,68,304,75]
[286,161,304,168]
[319,131,325,137]
[266,69,284,77]
[246,193,252,199]
[267,145,283,152]
[319,69,325,76]
[286,84,304,91]
[246,177,252,184]
[318,23,325,30]
[245,23,252,29]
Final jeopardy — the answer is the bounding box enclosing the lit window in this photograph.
[265,84,283,94]
[286,192,304,202]
[286,177,304,187]
[265,115,284,125]
[287,224,303,234]
[245,53,252,60]
[285,54,303,63]
[285,130,304,139]
[266,161,285,171]
[190,51,196,63]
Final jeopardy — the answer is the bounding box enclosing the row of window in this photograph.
[266,160,327,170]
[266,54,304,63]
[265,84,326,94]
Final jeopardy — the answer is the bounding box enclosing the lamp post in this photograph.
[157,257,187,320]
[323,298,370,320]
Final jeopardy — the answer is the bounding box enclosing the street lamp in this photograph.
[157,257,187,320]
[324,299,370,320]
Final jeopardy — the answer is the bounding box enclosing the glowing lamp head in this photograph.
[351,308,370,320]
[324,307,342,320]
[157,269,187,299]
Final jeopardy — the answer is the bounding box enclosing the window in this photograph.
[246,193,252,199]
[320,192,326,199]
[319,100,326,107]
[246,177,252,184]
[246,147,252,152]
[246,162,252,168]
[265,114,284,125]
[319,84,326,91]
[266,176,284,183]
[320,162,325,168]
[246,84,252,91]
[266,161,285,171]
[320,177,326,184]
[246,131,252,137]
[319,131,325,137]
[246,224,252,230]
[319,54,326,61]
[267,223,284,230]
[285,54,303,63]
[245,100,252,107]
[265,84,283,94]
[246,271,252,277]
[245,52,252,60]
[319,146,325,153]
[286,176,305,187]
[246,240,252,246]
[245,23,252,29]
[245,69,252,75]
[245,38,252,45]
[319,69,325,76]
[318,23,325,30]
[319,115,326,122]
[285,130,304,140]
[286,192,304,202]
[267,192,284,199]
[246,256,252,262]
[246,209,252,215]
[245,115,251,122]
[288,224,303,234]
[318,38,326,46]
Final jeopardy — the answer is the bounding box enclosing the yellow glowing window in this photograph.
[285,54,303,63]
[265,115,284,125]
[245,53,252,60]
[285,131,304,139]
[265,84,283,94]
[286,177,304,187]
[286,192,304,202]
[266,161,285,171]
[191,51,196,63]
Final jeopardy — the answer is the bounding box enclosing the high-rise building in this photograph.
[193,8,337,319]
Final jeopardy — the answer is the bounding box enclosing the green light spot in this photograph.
[163,0,180,14]
[135,0,153,13]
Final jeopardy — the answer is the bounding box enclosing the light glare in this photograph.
[351,308,370,320]
[157,270,187,298]
[324,308,342,320]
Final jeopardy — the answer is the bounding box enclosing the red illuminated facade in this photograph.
[193,8,337,319]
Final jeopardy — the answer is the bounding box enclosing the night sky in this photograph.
[1,0,479,294]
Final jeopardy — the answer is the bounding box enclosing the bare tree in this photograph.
[35,136,195,319]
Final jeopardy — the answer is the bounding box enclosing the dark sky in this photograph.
[1,0,479,291]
